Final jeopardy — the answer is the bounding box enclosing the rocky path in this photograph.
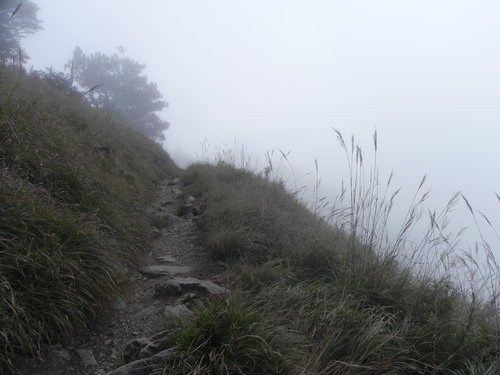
[24,176,229,375]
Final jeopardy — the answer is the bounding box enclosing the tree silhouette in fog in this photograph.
[70,47,169,143]
[0,0,42,63]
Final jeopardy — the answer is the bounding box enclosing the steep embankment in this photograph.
[0,65,175,373]
[175,163,500,374]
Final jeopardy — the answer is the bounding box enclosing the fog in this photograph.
[26,0,500,257]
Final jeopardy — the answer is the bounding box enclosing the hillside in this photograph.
[0,64,175,373]
[1,64,500,375]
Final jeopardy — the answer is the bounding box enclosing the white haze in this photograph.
[26,0,500,258]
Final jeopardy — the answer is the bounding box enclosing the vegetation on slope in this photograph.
[0,64,175,373]
[172,153,500,374]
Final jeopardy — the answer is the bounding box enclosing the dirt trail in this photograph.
[24,176,228,375]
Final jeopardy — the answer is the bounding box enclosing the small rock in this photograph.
[141,265,191,277]
[160,200,173,207]
[190,298,205,309]
[186,196,196,204]
[123,338,156,363]
[155,255,177,263]
[178,292,197,303]
[113,262,129,277]
[76,349,98,366]
[149,347,176,364]
[167,177,181,186]
[163,304,193,320]
[150,329,179,349]
[46,344,71,364]
[133,305,155,319]
[151,229,161,238]
[155,277,229,298]
[150,213,182,229]
[111,298,127,311]
[105,358,152,375]
[171,187,182,195]
[106,348,176,375]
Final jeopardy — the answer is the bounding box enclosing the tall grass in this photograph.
[0,63,175,373]
[179,133,500,373]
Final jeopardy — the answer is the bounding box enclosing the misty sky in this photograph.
[25,0,500,254]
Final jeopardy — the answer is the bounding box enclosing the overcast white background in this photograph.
[25,0,500,258]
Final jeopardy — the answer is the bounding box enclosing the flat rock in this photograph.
[76,349,98,366]
[155,255,177,263]
[141,265,191,277]
[163,304,193,320]
[155,277,229,298]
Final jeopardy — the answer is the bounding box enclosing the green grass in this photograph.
[176,140,500,374]
[160,299,297,375]
[0,64,176,373]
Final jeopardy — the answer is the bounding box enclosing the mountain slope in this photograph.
[0,64,175,373]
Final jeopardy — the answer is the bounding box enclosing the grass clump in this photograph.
[162,299,294,375]
[180,139,500,373]
[0,63,175,373]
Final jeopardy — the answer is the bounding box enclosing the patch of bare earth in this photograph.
[23,176,229,375]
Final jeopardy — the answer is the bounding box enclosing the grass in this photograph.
[175,137,500,374]
[0,63,176,373]
[159,299,296,375]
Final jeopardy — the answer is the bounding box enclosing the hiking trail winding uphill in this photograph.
[24,176,229,375]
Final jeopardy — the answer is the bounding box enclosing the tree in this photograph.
[0,0,42,63]
[69,47,169,142]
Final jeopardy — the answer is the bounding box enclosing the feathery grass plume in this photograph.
[182,131,500,373]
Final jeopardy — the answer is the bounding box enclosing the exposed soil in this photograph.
[23,177,228,375]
